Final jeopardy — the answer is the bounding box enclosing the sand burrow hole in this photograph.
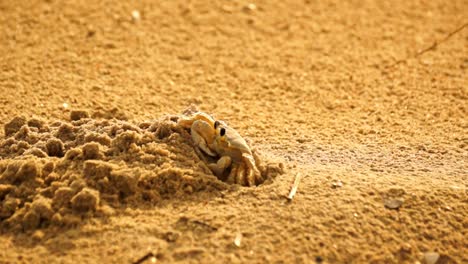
[0,112,283,232]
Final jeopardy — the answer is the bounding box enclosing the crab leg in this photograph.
[252,149,265,173]
[242,153,261,186]
[208,155,232,177]
[236,162,246,186]
[227,164,238,184]
[190,125,217,156]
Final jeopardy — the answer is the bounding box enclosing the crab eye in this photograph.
[214,121,220,129]
[220,127,226,136]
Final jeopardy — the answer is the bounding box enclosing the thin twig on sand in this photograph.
[287,173,302,201]
[388,22,468,68]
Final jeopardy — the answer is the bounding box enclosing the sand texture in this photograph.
[0,0,467,263]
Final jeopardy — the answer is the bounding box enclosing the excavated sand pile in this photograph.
[0,111,283,232]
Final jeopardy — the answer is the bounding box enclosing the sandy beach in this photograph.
[0,0,467,263]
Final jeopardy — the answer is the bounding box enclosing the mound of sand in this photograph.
[0,111,283,232]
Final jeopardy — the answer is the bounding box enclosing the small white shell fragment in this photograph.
[247,3,256,10]
[234,232,242,247]
[243,3,256,12]
[131,10,141,21]
[423,252,439,264]
[384,198,403,209]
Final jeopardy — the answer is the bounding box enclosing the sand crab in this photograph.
[178,112,263,186]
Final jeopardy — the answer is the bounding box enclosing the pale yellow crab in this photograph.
[178,112,263,186]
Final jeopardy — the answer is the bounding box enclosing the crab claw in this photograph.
[190,120,217,156]
[178,112,216,129]
[208,155,232,176]
[178,112,218,156]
